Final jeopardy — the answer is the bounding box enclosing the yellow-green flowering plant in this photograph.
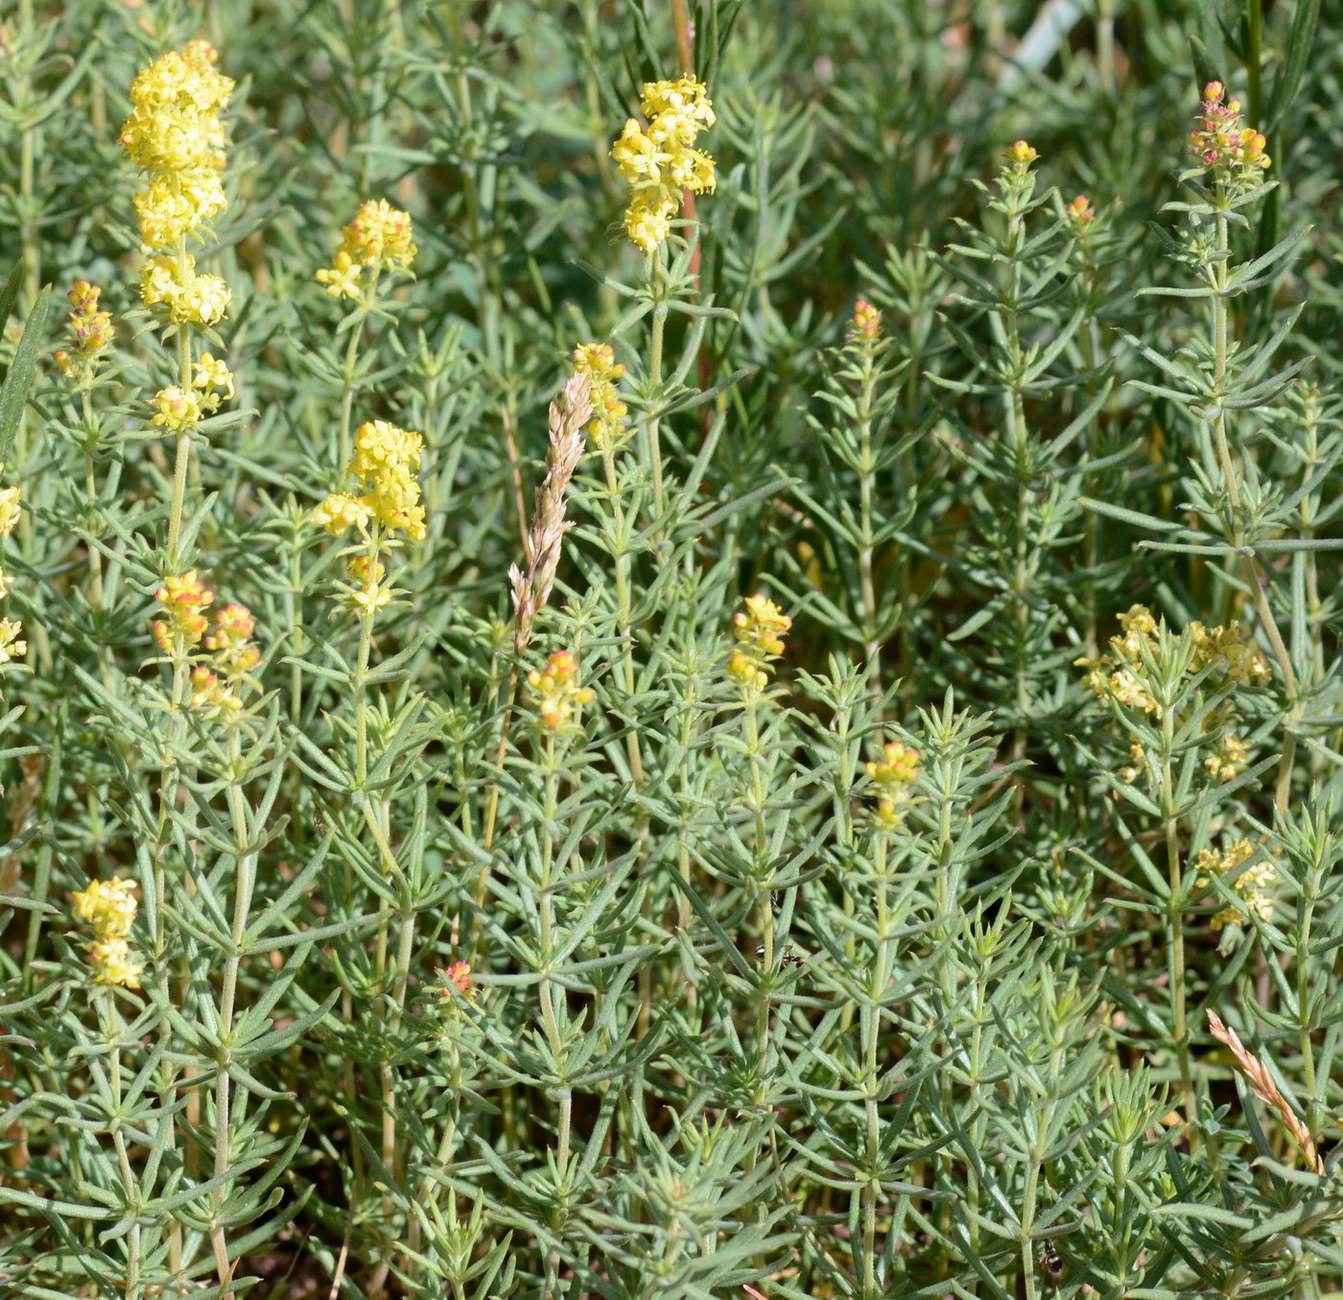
[4,5,1343,1300]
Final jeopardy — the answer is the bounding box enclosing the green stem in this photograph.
[860,833,890,1297]
[210,727,257,1289]
[646,285,668,527]
[1209,211,1296,811]
[1162,712,1196,1131]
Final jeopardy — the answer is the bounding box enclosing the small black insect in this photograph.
[755,944,807,970]
[1039,1238,1064,1287]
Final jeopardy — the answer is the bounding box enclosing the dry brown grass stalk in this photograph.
[509,371,592,655]
[1207,1010,1323,1174]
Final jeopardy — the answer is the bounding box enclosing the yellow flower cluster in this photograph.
[1205,733,1250,783]
[1080,606,1266,786]
[152,570,214,654]
[141,253,231,327]
[71,876,143,989]
[867,739,920,829]
[611,76,716,253]
[527,650,595,733]
[120,40,233,252]
[316,419,427,544]
[1196,840,1274,931]
[190,602,260,716]
[727,594,791,691]
[572,343,630,452]
[1190,82,1270,184]
[151,351,233,433]
[54,281,116,385]
[1005,139,1039,166]
[0,469,23,665]
[316,198,417,301]
[1080,605,1270,717]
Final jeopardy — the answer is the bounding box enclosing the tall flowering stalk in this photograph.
[315,199,418,469]
[727,595,792,1069]
[610,75,716,523]
[314,416,426,1295]
[121,40,235,566]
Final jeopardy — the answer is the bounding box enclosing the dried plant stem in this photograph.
[1207,1010,1322,1173]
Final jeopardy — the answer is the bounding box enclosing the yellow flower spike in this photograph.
[1005,139,1038,166]
[572,342,630,452]
[88,936,144,989]
[611,73,715,255]
[121,42,234,254]
[56,281,116,384]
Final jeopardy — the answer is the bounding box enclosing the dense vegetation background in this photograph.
[3,0,1343,1296]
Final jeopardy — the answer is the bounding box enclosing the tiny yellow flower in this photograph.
[0,618,26,664]
[151,385,203,432]
[193,352,234,412]
[0,483,20,536]
[88,936,144,989]
[71,876,139,939]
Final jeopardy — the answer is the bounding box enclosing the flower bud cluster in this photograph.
[316,199,417,301]
[1190,82,1270,187]
[55,281,116,385]
[439,959,478,1003]
[71,876,143,989]
[572,343,630,452]
[153,570,214,655]
[0,469,24,666]
[527,650,595,733]
[190,602,260,717]
[1065,194,1095,229]
[727,594,791,691]
[867,739,920,829]
[121,40,233,252]
[851,300,882,340]
[611,76,716,254]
